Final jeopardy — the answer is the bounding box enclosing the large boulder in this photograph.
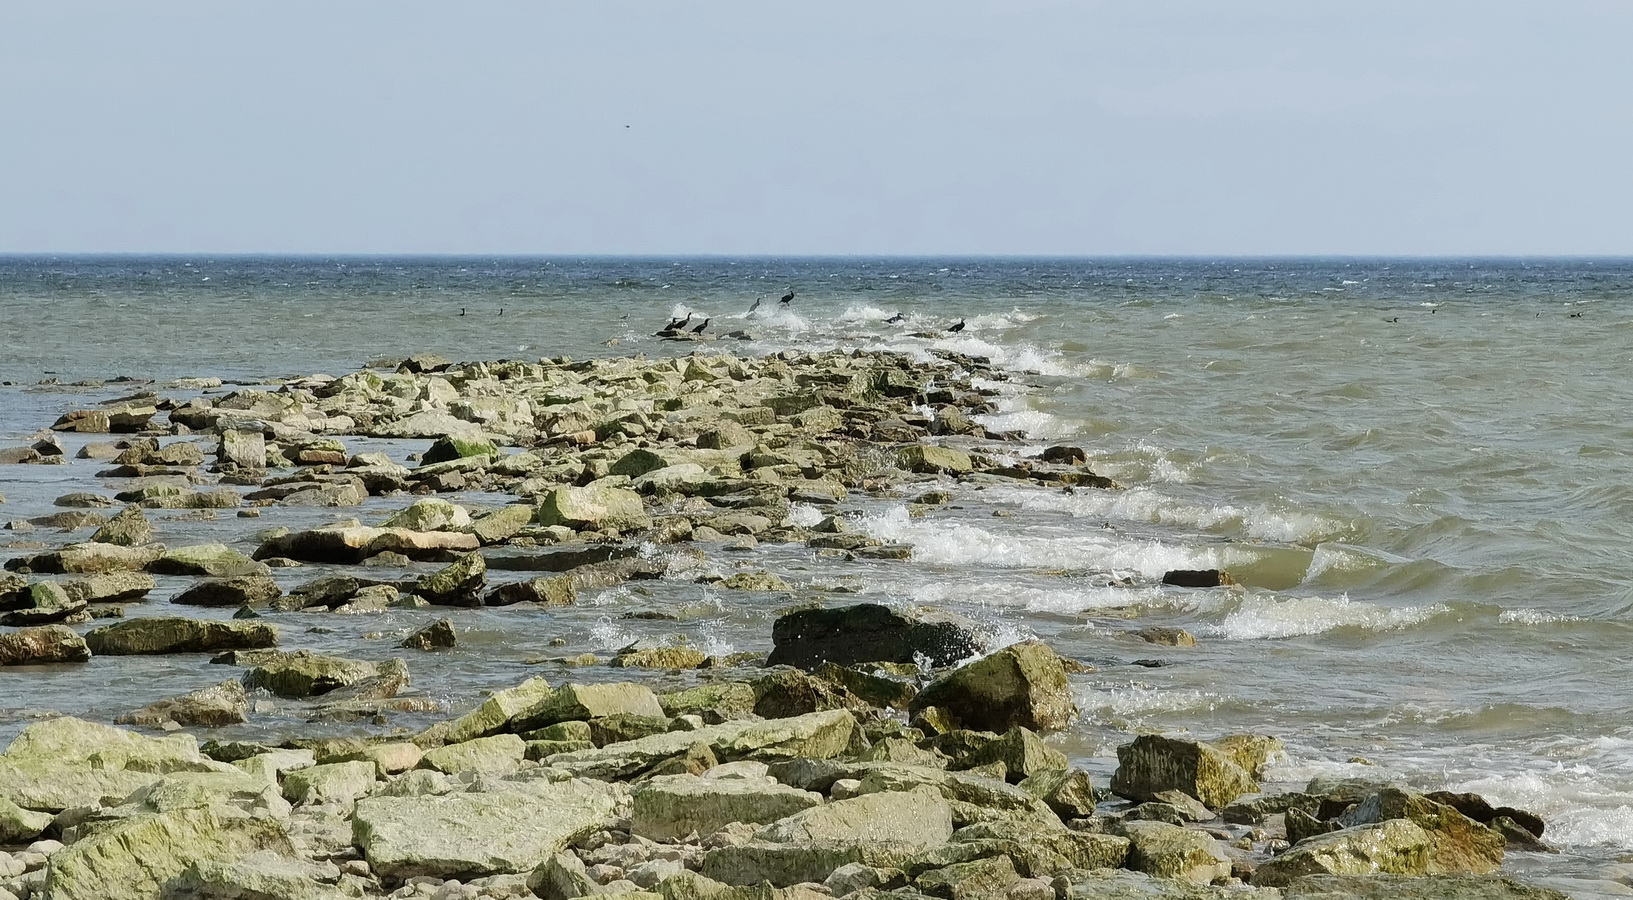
[1109,734,1260,810]
[767,603,985,669]
[150,543,270,577]
[756,786,953,847]
[1335,788,1505,875]
[1114,820,1232,884]
[511,682,665,732]
[0,795,54,843]
[414,677,555,748]
[46,807,294,900]
[0,717,238,810]
[242,652,380,698]
[252,524,480,563]
[0,624,91,665]
[352,779,624,881]
[0,581,88,625]
[631,774,826,842]
[85,617,278,655]
[117,679,250,729]
[535,484,651,532]
[1254,820,1433,886]
[414,551,487,606]
[4,541,164,574]
[544,709,863,780]
[899,445,973,475]
[382,498,473,531]
[908,641,1077,733]
[62,571,157,604]
[170,852,352,900]
[92,505,155,546]
[170,575,283,608]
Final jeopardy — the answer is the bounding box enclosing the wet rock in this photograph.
[242,652,379,698]
[415,551,487,606]
[1277,874,1574,899]
[545,709,863,781]
[170,575,283,608]
[61,571,156,604]
[217,428,267,471]
[908,641,1077,734]
[117,679,249,728]
[612,645,709,669]
[1334,788,1505,874]
[715,570,792,591]
[1110,734,1260,810]
[1425,790,1545,839]
[150,543,270,577]
[414,677,555,748]
[0,581,88,625]
[468,504,534,544]
[1211,734,1285,780]
[1161,569,1235,588]
[768,603,985,669]
[0,624,91,666]
[352,778,624,881]
[631,774,826,842]
[0,716,241,811]
[1113,820,1232,884]
[419,734,527,776]
[402,618,458,650]
[422,433,498,465]
[4,541,164,574]
[85,616,276,656]
[1254,820,1433,886]
[1136,626,1197,647]
[535,484,652,532]
[252,524,480,563]
[899,445,973,475]
[383,497,473,531]
[751,668,868,719]
[485,574,577,606]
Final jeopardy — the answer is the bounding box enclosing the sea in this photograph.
[1,256,1631,893]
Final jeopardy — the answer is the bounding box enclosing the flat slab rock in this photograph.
[352,777,624,881]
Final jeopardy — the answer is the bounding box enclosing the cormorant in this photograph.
[885,312,905,324]
[748,297,762,314]
[459,308,466,316]
[691,318,711,334]
[781,290,795,304]
[947,318,966,333]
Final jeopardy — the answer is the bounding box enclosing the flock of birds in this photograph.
[657,289,966,337]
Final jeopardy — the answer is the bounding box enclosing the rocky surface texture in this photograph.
[0,350,1564,899]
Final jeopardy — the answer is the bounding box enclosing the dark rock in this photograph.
[1160,569,1235,588]
[170,576,283,608]
[414,552,486,605]
[85,617,278,655]
[90,506,154,546]
[1041,446,1087,464]
[401,618,457,650]
[0,624,92,665]
[768,603,984,669]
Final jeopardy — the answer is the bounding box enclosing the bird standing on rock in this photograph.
[948,318,966,333]
[691,318,710,334]
[781,290,795,304]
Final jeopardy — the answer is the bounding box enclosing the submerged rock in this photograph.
[767,603,985,669]
[85,617,278,655]
[117,679,249,728]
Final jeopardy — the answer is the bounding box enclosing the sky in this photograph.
[2,2,1630,256]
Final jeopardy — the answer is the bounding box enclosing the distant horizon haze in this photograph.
[2,2,1629,256]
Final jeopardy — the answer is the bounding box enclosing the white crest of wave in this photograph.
[907,579,1155,614]
[786,503,826,528]
[1498,608,1581,626]
[858,505,1239,577]
[838,304,896,322]
[588,614,634,649]
[746,306,811,333]
[930,334,1079,377]
[1452,767,1633,850]
[981,483,1339,546]
[1076,685,1224,724]
[1213,593,1448,640]
[974,408,1075,440]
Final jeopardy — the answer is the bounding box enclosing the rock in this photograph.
[535,484,652,532]
[85,617,278,655]
[1334,788,1505,875]
[332,742,422,777]
[751,668,867,719]
[352,778,624,881]
[899,445,973,475]
[150,543,270,577]
[908,641,1077,733]
[1161,570,1235,588]
[414,677,555,748]
[1277,874,1574,899]
[658,683,760,723]
[1136,626,1196,647]
[170,575,283,608]
[169,851,351,900]
[767,604,985,669]
[91,506,155,546]
[468,504,535,544]
[242,652,379,698]
[612,646,709,669]
[218,428,268,471]
[282,760,378,807]
[544,709,863,781]
[61,571,156,604]
[402,618,458,650]
[383,498,473,531]
[1054,869,1271,899]
[4,541,163,574]
[0,624,92,666]
[43,807,293,900]
[1254,820,1433,886]
[422,434,498,465]
[1211,734,1284,780]
[1113,820,1231,884]
[117,679,249,728]
[949,820,1130,877]
[253,524,480,564]
[756,787,954,847]
[939,728,1068,784]
[0,796,54,844]
[529,852,602,900]
[1017,768,1101,820]
[1424,790,1545,839]
[512,682,666,732]
[631,774,826,842]
[419,734,527,776]
[715,570,792,591]
[0,716,239,811]
[916,855,1021,900]
[0,582,87,625]
[484,574,577,606]
[415,552,487,605]
[699,841,901,889]
[1109,734,1259,810]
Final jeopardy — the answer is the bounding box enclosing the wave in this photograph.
[1209,593,1450,640]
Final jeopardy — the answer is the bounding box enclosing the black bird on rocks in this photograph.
[781,290,795,304]
[691,317,711,334]
[947,318,966,333]
[747,297,762,314]
[885,312,905,324]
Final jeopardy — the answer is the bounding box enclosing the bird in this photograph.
[498,309,503,316]
[781,290,795,304]
[459,308,466,316]
[947,318,966,333]
[691,318,711,334]
[885,312,905,324]
[1384,317,1399,323]
[663,313,692,331]
[1569,311,1584,318]
[747,297,762,314]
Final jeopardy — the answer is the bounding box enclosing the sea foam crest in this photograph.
[1211,593,1449,640]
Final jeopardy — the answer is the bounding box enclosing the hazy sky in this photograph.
[3,2,1630,255]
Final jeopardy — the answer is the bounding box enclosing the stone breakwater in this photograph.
[0,349,1563,899]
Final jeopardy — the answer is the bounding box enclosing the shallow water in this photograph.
[2,256,1632,892]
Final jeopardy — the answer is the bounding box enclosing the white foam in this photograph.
[1499,608,1582,626]
[1077,685,1224,725]
[786,503,825,528]
[907,579,1154,614]
[1212,593,1448,640]
[588,615,634,649]
[974,408,1075,440]
[980,482,1343,546]
[838,304,896,323]
[1452,766,1633,849]
[857,505,1238,577]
